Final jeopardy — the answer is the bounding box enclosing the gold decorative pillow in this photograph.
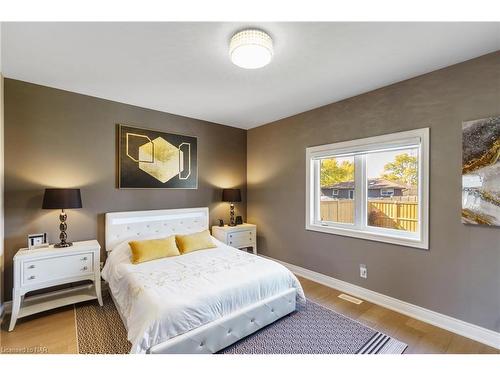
[129,236,180,264]
[175,230,217,254]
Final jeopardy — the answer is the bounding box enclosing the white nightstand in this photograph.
[212,223,257,255]
[9,240,103,331]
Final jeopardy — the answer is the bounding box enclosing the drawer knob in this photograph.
[230,235,233,238]
[28,265,36,269]
[81,257,88,261]
[229,241,232,244]
[29,275,36,280]
[81,266,88,271]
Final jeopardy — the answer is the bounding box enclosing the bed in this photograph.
[102,207,305,354]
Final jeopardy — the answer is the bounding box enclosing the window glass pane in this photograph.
[319,156,355,224]
[366,148,419,232]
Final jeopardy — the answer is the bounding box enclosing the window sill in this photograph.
[305,223,428,250]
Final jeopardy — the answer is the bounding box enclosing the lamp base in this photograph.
[54,242,73,248]
[229,203,236,226]
[55,209,73,248]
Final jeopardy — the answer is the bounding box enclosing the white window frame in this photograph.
[332,189,339,196]
[306,128,429,250]
[380,188,395,197]
[348,190,354,199]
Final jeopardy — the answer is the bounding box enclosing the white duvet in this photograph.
[101,237,305,353]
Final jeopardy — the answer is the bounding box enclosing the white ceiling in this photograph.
[2,22,499,129]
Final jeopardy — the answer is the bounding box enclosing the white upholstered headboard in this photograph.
[105,207,209,251]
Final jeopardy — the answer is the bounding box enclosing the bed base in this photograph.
[110,288,297,354]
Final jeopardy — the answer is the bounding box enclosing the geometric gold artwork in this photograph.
[118,124,197,189]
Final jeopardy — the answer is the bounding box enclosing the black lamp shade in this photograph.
[222,188,241,203]
[42,188,82,209]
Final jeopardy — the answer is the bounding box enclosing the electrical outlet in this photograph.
[360,264,367,279]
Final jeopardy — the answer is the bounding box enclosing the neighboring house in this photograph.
[321,178,408,199]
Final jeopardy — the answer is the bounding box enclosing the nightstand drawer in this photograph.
[228,230,255,247]
[22,252,93,285]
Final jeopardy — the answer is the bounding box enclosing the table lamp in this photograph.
[42,188,82,248]
[222,188,241,227]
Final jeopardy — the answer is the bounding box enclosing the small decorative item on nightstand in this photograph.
[8,240,103,331]
[42,188,82,248]
[235,215,243,225]
[27,233,48,250]
[222,188,241,226]
[212,223,257,255]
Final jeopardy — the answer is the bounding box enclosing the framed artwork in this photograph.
[117,124,198,189]
[461,115,500,226]
[27,233,48,250]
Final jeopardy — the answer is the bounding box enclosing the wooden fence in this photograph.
[320,199,355,224]
[320,199,418,232]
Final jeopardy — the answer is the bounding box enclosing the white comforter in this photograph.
[101,237,305,353]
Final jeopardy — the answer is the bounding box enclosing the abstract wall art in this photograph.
[461,116,500,226]
[118,124,198,189]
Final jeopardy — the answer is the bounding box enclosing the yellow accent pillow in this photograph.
[176,230,217,254]
[129,236,180,264]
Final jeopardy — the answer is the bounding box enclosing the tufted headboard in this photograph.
[105,207,209,251]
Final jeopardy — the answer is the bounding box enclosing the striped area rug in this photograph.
[75,292,407,354]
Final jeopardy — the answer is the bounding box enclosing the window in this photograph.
[380,188,395,197]
[306,128,429,249]
[320,156,354,223]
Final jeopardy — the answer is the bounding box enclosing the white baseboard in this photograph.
[263,255,500,350]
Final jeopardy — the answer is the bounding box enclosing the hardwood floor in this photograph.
[297,277,498,354]
[0,305,77,354]
[0,276,497,354]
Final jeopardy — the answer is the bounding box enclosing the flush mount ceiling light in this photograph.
[229,29,273,69]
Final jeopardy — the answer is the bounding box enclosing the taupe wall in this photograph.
[248,52,500,332]
[1,74,4,311]
[3,79,247,300]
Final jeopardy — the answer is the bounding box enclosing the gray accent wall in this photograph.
[3,79,247,300]
[247,52,500,332]
[1,74,4,312]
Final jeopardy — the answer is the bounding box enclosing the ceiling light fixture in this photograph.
[229,29,273,69]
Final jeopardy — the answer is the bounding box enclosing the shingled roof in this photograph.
[323,178,409,190]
